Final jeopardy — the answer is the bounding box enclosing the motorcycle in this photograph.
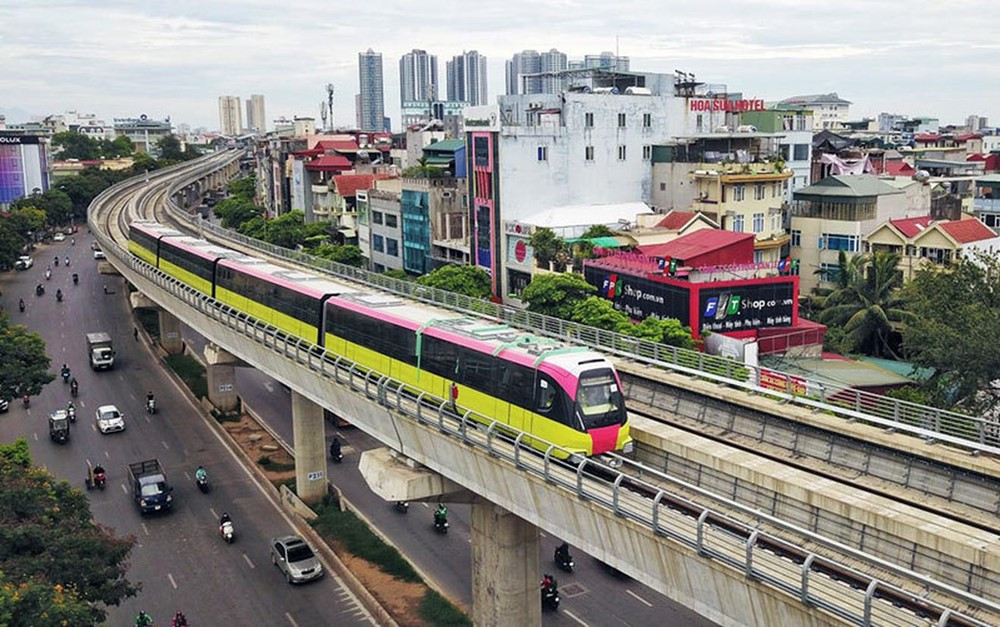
[71,238,75,246]
[44,269,51,280]
[53,256,59,267]
[72,273,79,285]
[433,508,449,534]
[394,501,410,514]
[56,289,63,302]
[94,471,106,489]
[220,520,235,543]
[18,299,24,313]
[70,380,79,397]
[67,405,76,422]
[36,284,44,296]
[171,611,188,627]
[62,369,70,384]
[329,439,343,463]
[65,257,70,267]
[22,395,29,408]
[146,397,156,414]
[196,475,210,493]
[554,544,574,573]
[541,577,560,611]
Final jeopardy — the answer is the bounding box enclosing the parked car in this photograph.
[14,256,33,270]
[53,232,66,242]
[95,404,125,434]
[270,535,323,584]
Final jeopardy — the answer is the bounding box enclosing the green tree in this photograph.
[0,220,25,270]
[214,197,262,230]
[623,316,696,349]
[129,152,159,176]
[816,250,910,357]
[227,175,256,200]
[580,224,614,239]
[382,268,410,280]
[50,131,98,160]
[900,254,1000,412]
[528,228,567,270]
[521,273,596,320]
[108,135,134,158]
[0,439,139,624]
[570,296,631,332]
[6,207,46,241]
[156,134,186,162]
[0,314,55,400]
[12,189,73,225]
[312,243,365,267]
[262,210,307,249]
[416,265,492,298]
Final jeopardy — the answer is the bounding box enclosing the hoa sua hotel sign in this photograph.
[689,98,766,112]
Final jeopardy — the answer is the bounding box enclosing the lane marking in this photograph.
[141,523,149,536]
[285,612,298,627]
[104,450,110,459]
[242,553,255,569]
[161,440,169,449]
[145,415,151,424]
[626,589,653,607]
[33,432,38,441]
[209,507,218,519]
[167,572,177,589]
[564,610,590,626]
[121,483,128,494]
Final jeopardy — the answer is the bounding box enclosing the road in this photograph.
[182,329,715,627]
[0,236,373,627]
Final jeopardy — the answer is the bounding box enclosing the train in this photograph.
[128,220,633,458]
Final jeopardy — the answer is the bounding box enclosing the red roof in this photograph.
[967,153,986,162]
[291,148,323,158]
[939,218,996,244]
[332,174,377,197]
[315,140,359,152]
[655,211,697,230]
[955,133,982,142]
[638,229,754,259]
[304,155,353,172]
[889,216,933,238]
[883,161,915,176]
[914,133,940,142]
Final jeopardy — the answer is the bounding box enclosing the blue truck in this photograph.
[127,459,173,514]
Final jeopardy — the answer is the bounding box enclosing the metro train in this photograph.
[128,221,633,458]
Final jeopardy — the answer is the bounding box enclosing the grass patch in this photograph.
[419,589,471,626]
[258,455,295,472]
[311,502,422,583]
[164,354,208,399]
[136,309,160,339]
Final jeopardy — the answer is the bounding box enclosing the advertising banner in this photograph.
[697,281,794,333]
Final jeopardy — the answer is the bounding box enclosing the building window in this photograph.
[386,238,399,257]
[385,214,398,228]
[821,233,860,252]
[373,234,384,253]
[732,184,746,202]
[754,250,764,263]
[642,145,652,160]
[643,113,652,128]
[696,114,703,132]
[793,144,809,160]
[618,113,626,128]
[537,146,548,161]
[373,263,385,273]
[771,213,783,233]
[920,247,951,263]
[585,146,594,161]
[790,229,801,247]
[819,262,840,282]
[753,212,764,233]
[372,211,384,225]
[754,183,765,200]
[660,182,666,191]
[618,145,627,161]
[585,112,594,128]
[732,214,744,232]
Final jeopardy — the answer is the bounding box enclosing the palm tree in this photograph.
[817,250,912,357]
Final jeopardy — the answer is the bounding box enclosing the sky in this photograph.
[2,0,999,132]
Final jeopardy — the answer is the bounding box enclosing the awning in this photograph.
[564,236,630,248]
[337,227,357,239]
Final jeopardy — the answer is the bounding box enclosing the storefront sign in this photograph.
[698,282,794,332]
[689,98,766,112]
[0,134,40,144]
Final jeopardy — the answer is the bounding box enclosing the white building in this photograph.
[505,49,568,95]
[246,94,267,133]
[43,111,114,140]
[218,95,243,136]
[777,93,851,131]
[399,49,438,105]
[446,50,488,106]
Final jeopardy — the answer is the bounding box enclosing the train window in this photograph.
[328,305,416,365]
[420,335,457,378]
[535,374,570,425]
[498,362,533,409]
[458,347,495,396]
[576,369,625,428]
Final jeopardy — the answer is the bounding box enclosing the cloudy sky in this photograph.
[2,0,998,132]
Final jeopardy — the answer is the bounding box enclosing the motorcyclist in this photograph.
[72,272,79,285]
[65,256,70,266]
[44,268,51,280]
[66,400,75,417]
[36,284,44,295]
[220,511,232,526]
[135,610,153,627]
[329,437,342,458]
[56,288,63,302]
[172,611,188,627]
[195,466,208,483]
[53,256,59,266]
[70,377,79,395]
[541,573,557,592]
[61,364,70,380]
[18,298,24,312]
[146,391,155,410]
[555,541,570,564]
[434,503,448,525]
[93,463,105,476]
[71,237,75,246]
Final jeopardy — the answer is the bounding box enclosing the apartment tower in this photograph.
[218,95,243,136]
[358,49,385,132]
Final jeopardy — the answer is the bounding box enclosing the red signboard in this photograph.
[689,99,766,112]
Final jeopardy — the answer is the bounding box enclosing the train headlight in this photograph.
[622,441,634,455]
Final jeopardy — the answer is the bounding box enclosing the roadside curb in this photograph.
[145,332,397,626]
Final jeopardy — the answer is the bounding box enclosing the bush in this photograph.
[311,502,421,583]
[164,354,208,399]
[419,589,472,626]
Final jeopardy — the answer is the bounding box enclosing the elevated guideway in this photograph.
[89,153,1000,626]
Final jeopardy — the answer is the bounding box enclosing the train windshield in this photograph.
[575,368,625,429]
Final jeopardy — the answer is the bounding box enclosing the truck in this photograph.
[86,332,115,370]
[127,459,173,514]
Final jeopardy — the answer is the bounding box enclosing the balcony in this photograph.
[691,162,793,184]
[974,197,1000,214]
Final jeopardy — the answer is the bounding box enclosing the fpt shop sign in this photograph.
[585,268,690,324]
[698,282,794,333]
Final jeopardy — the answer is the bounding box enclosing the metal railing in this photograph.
[154,163,999,458]
[90,205,997,626]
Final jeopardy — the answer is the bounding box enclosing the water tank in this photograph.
[913,170,931,182]
[625,86,652,96]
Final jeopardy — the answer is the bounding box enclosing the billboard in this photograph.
[584,266,691,324]
[697,281,794,333]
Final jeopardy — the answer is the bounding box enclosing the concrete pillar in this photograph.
[206,364,238,411]
[157,310,184,355]
[471,502,540,626]
[291,390,327,504]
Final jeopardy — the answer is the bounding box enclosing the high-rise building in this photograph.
[399,49,438,105]
[505,49,568,95]
[583,52,629,72]
[246,94,266,133]
[218,95,243,136]
[358,49,385,132]
[446,50,488,106]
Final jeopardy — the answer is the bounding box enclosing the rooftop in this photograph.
[519,201,652,230]
[889,216,934,238]
[304,155,352,172]
[778,93,853,107]
[423,139,465,154]
[938,217,997,244]
[794,174,903,199]
[656,211,698,230]
[638,229,754,259]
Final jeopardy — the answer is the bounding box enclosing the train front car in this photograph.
[538,352,632,458]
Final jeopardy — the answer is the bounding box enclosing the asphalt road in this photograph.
[182,324,716,627]
[0,236,373,627]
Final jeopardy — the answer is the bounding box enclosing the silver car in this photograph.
[270,535,323,584]
[95,404,126,434]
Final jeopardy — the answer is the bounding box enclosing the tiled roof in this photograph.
[332,174,376,197]
[889,216,933,238]
[794,174,902,198]
[883,161,915,176]
[292,148,323,158]
[955,133,982,142]
[304,155,352,171]
[316,140,359,152]
[778,93,852,106]
[655,211,697,230]
[638,229,754,259]
[914,134,940,142]
[423,139,465,154]
[939,218,996,244]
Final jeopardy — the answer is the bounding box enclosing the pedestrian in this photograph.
[103,284,108,294]
[134,327,139,341]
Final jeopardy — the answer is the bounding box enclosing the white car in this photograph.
[95,404,125,434]
[93,248,105,260]
[14,255,33,270]
[53,233,66,242]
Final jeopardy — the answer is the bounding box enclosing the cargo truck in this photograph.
[86,332,115,370]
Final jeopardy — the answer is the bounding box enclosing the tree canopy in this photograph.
[0,313,55,400]
[569,296,696,348]
[0,439,139,624]
[50,131,99,160]
[416,265,492,299]
[521,273,596,319]
[11,189,73,225]
[312,243,365,267]
[529,228,567,270]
